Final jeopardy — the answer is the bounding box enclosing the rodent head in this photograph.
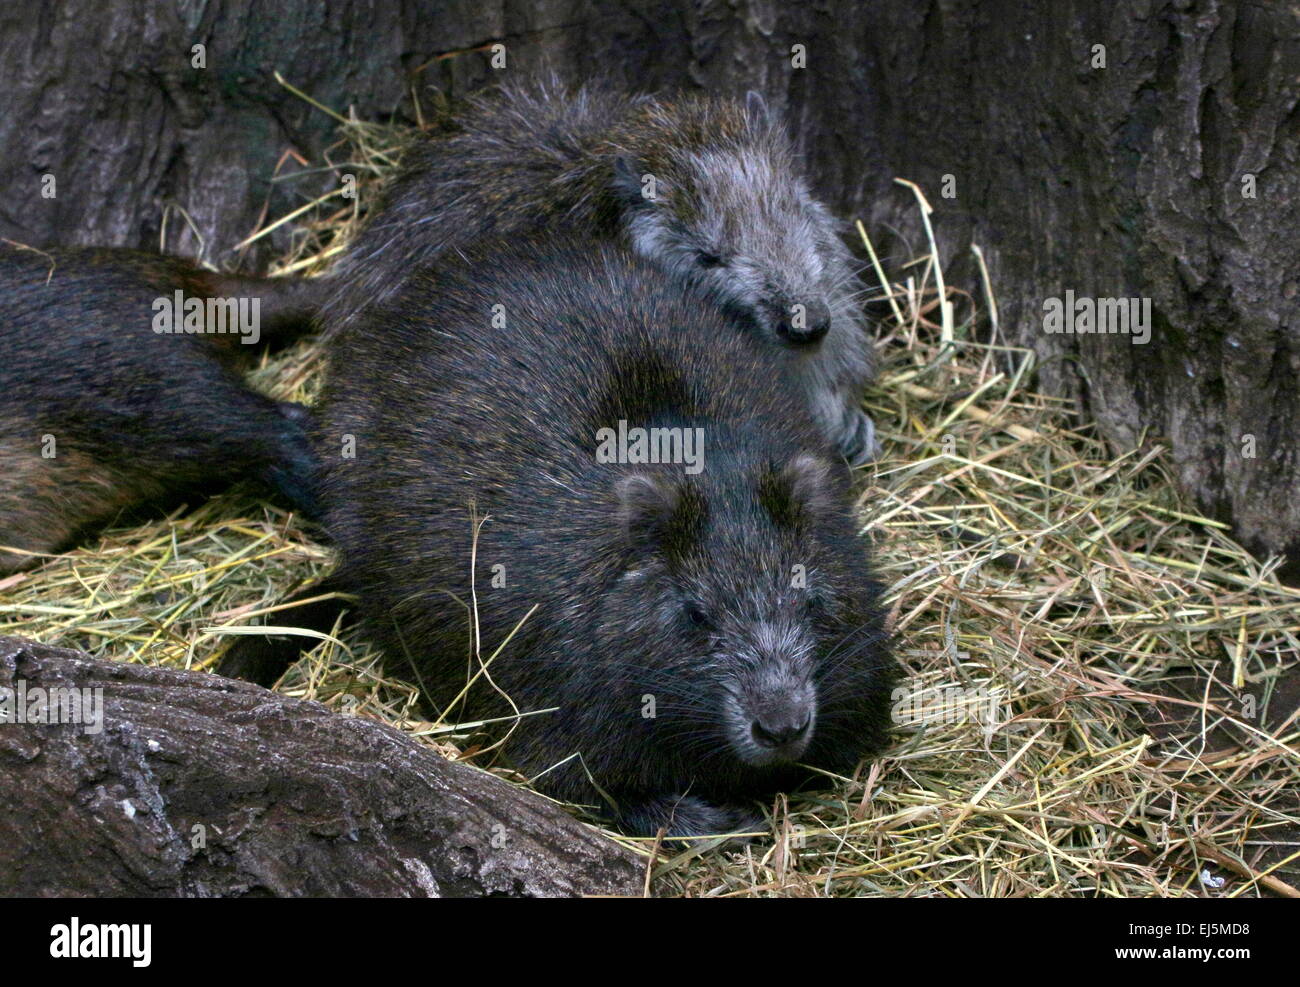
[599,450,888,779]
[609,93,843,347]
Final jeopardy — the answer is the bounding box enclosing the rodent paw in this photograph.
[838,409,879,466]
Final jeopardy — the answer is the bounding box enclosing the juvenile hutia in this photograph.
[0,244,321,573]
[330,76,880,465]
[222,232,896,837]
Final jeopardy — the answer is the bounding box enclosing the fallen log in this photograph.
[0,635,645,897]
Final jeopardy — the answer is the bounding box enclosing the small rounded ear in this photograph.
[784,453,838,516]
[744,89,772,128]
[614,472,679,544]
[761,453,842,527]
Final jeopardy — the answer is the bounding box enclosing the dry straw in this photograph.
[3,99,1296,899]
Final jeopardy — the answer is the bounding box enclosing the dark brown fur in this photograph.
[0,244,321,573]
[221,233,895,837]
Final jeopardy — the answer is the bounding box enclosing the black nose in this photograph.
[751,714,812,749]
[776,301,831,345]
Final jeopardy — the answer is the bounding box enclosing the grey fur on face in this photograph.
[615,147,832,343]
[717,617,819,767]
[627,554,826,769]
[612,133,878,464]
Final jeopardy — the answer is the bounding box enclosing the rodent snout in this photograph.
[771,298,831,345]
[751,712,812,750]
[730,683,816,765]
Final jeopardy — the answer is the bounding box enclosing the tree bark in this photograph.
[839,0,1300,581]
[0,636,644,898]
[3,0,1294,573]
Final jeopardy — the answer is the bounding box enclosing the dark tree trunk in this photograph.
[841,0,1300,582]
[2,0,1294,572]
[0,636,644,897]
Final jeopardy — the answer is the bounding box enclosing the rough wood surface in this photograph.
[0,635,644,897]
[844,0,1300,580]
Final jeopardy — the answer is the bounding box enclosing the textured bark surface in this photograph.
[0,636,644,898]
[2,0,1294,571]
[844,0,1300,581]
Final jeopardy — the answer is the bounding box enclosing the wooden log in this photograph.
[0,635,645,897]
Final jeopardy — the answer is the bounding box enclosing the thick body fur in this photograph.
[237,234,895,836]
[0,245,320,572]
[330,76,878,464]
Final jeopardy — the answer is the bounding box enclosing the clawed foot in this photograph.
[837,408,879,466]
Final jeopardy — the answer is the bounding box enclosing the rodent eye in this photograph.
[684,601,712,628]
[696,250,725,269]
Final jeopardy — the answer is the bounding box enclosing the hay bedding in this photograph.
[2,115,1297,899]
